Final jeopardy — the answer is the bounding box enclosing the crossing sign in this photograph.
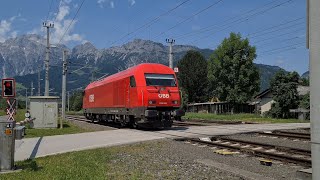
[6,99,16,122]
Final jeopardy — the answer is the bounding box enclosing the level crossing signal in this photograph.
[2,78,15,98]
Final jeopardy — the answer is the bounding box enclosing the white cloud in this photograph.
[0,16,19,43]
[110,1,115,8]
[97,0,105,8]
[97,0,115,9]
[30,0,85,45]
[128,0,136,6]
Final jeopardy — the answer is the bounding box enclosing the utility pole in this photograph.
[43,22,54,96]
[30,81,34,96]
[309,0,320,179]
[25,88,28,110]
[61,50,68,129]
[166,38,175,69]
[67,91,70,112]
[38,65,41,96]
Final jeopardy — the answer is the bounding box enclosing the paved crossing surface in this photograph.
[15,123,310,161]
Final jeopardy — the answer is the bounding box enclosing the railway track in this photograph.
[258,131,310,140]
[180,136,311,167]
[66,115,212,127]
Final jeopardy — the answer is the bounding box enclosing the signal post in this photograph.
[0,78,16,172]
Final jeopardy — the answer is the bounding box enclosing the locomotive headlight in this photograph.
[149,100,156,104]
[172,100,178,104]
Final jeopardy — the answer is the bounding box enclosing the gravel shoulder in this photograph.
[108,139,305,180]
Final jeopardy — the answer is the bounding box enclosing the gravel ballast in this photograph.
[107,139,305,179]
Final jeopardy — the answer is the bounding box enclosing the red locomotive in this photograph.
[83,63,184,128]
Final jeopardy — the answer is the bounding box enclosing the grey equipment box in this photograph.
[14,126,25,140]
[0,120,15,171]
[29,96,59,128]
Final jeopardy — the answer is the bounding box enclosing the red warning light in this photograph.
[2,78,15,98]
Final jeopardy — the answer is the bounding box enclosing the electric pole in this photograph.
[30,81,34,96]
[166,38,175,69]
[43,22,54,96]
[67,91,70,112]
[25,88,28,110]
[61,50,68,128]
[38,65,41,96]
[309,0,320,178]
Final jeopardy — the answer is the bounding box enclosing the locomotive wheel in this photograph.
[91,115,96,123]
[131,118,139,129]
[120,118,127,127]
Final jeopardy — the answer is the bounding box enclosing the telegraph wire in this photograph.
[189,0,294,45]
[246,17,304,37]
[259,45,305,56]
[255,35,304,47]
[57,0,85,45]
[45,0,54,22]
[108,0,192,47]
[259,41,305,54]
[175,0,280,40]
[154,0,224,39]
[53,0,63,23]
[252,27,305,44]
[249,21,304,38]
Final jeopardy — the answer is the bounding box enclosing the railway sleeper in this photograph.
[185,138,311,167]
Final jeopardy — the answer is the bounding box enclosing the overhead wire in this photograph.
[57,0,86,45]
[154,0,224,39]
[175,0,280,40]
[252,27,305,44]
[259,41,305,54]
[189,0,294,45]
[45,0,54,22]
[108,0,192,47]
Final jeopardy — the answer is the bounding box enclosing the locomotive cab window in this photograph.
[145,74,176,87]
[130,76,136,87]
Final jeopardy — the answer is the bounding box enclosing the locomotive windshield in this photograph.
[145,74,176,87]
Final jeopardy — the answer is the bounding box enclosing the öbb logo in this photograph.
[89,94,94,102]
[158,94,169,98]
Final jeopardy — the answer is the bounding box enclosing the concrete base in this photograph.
[296,168,312,180]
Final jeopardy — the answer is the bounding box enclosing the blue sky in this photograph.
[0,0,309,74]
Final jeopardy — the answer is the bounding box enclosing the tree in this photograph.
[269,70,300,118]
[299,92,310,109]
[208,32,260,103]
[177,50,208,103]
[69,91,83,111]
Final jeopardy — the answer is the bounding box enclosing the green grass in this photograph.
[66,110,83,116]
[0,142,164,180]
[183,112,309,123]
[24,121,90,138]
[1,109,89,138]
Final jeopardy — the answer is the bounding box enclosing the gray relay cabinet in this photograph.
[29,96,59,128]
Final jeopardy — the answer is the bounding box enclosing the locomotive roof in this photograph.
[85,63,174,90]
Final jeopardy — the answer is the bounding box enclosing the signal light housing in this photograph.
[2,78,15,98]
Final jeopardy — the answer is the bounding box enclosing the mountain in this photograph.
[301,71,309,79]
[1,34,283,96]
[255,64,285,91]
[0,34,67,78]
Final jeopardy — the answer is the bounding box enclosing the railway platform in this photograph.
[14,122,309,161]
